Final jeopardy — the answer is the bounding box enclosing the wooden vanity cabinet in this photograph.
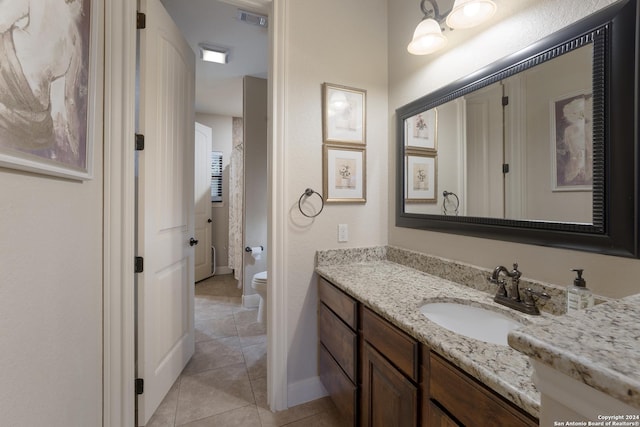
[318,276,538,427]
[318,277,359,426]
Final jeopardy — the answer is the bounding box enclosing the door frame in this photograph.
[103,0,136,425]
[102,0,287,425]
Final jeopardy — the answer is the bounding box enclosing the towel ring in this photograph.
[442,190,459,216]
[298,188,324,218]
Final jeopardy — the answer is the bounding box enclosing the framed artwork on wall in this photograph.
[323,143,366,203]
[405,151,437,203]
[322,83,366,145]
[550,92,593,192]
[0,0,100,180]
[405,108,437,152]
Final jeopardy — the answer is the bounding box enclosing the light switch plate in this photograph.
[338,224,348,242]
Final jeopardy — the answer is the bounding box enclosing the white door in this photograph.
[465,83,504,218]
[194,122,213,282]
[137,0,196,424]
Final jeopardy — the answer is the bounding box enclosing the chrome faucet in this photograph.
[487,263,548,315]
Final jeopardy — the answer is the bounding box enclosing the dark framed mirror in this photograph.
[396,0,638,258]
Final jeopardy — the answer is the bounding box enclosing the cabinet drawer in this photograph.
[429,352,538,427]
[319,303,358,381]
[362,307,419,382]
[319,343,357,426]
[318,277,357,330]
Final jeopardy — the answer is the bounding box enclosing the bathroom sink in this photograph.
[419,302,522,346]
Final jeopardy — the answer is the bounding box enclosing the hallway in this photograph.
[146,274,344,426]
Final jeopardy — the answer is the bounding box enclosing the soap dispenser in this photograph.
[566,268,594,313]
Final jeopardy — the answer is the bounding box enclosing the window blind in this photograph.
[211,151,223,202]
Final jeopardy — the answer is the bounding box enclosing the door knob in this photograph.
[207,218,212,223]
[189,238,199,246]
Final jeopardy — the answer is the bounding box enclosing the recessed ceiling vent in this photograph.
[237,9,268,28]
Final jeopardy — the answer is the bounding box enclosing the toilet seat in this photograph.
[253,271,267,281]
[252,271,267,292]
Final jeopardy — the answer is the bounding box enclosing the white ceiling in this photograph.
[160,0,526,117]
[161,0,269,117]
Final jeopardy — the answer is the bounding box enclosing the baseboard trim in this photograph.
[287,376,328,408]
[242,293,261,308]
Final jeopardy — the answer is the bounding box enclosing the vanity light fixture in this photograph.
[447,0,497,29]
[407,0,497,55]
[199,44,229,64]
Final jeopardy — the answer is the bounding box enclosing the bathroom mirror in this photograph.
[396,0,639,257]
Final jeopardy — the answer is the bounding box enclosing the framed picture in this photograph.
[550,92,593,192]
[323,144,366,203]
[0,0,100,180]
[405,151,437,203]
[405,108,437,152]
[322,83,366,145]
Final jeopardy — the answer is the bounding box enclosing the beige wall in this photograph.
[195,113,233,271]
[281,0,388,391]
[0,132,103,423]
[388,0,639,299]
[243,76,268,296]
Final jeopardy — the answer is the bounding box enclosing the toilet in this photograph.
[251,271,268,323]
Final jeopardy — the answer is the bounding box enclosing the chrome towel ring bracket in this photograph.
[298,188,325,218]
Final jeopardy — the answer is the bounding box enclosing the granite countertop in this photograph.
[509,293,640,410]
[316,260,549,419]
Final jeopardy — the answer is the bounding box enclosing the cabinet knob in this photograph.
[189,238,199,246]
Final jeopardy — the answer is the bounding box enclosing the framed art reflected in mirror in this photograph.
[406,151,437,203]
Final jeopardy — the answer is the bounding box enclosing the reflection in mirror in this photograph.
[404,43,594,225]
[395,0,639,257]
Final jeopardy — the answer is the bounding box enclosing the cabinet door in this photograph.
[361,342,418,427]
[429,401,461,427]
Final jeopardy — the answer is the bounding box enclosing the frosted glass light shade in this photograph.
[446,0,497,29]
[407,18,447,55]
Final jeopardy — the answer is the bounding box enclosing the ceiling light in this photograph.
[199,44,229,64]
[407,0,497,55]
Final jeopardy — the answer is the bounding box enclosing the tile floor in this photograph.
[146,274,345,427]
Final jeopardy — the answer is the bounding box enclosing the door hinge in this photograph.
[137,12,146,29]
[135,256,144,273]
[135,134,145,151]
[135,378,144,395]
[502,96,509,106]
[502,163,510,174]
